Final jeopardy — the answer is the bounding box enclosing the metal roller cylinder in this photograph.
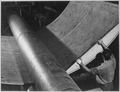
[9,14,81,91]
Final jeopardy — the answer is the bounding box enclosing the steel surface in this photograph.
[44,1,119,70]
[9,14,81,91]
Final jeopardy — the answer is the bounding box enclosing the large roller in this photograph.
[9,14,81,91]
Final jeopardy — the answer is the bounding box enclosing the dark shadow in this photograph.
[1,1,69,35]
[109,35,119,91]
[1,84,24,91]
[37,27,78,70]
[70,68,98,91]
[87,53,104,68]
[1,84,31,91]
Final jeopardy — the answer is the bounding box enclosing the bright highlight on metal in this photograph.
[9,14,81,91]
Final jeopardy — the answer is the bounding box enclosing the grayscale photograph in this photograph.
[1,1,119,91]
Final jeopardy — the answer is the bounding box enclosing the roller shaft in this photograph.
[9,14,81,91]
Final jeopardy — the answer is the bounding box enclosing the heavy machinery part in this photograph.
[9,14,81,91]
